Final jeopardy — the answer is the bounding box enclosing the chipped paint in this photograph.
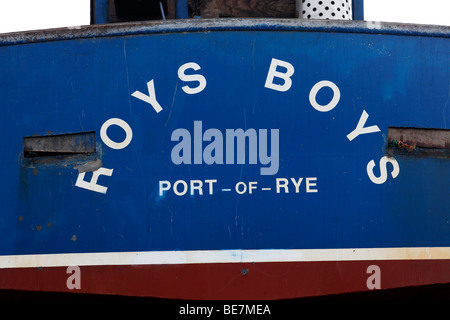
[0,19,449,47]
[74,158,103,173]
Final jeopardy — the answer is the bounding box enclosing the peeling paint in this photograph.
[74,158,103,173]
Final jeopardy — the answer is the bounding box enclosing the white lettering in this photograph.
[276,178,289,193]
[190,180,203,195]
[306,177,318,193]
[159,178,318,196]
[178,62,207,94]
[276,177,318,193]
[179,304,213,317]
[75,168,114,194]
[159,180,171,196]
[309,80,341,112]
[204,179,217,194]
[347,110,381,141]
[173,180,188,196]
[100,118,133,150]
[248,181,257,194]
[131,79,163,113]
[159,179,217,196]
[367,156,400,184]
[223,304,271,315]
[234,181,258,194]
[235,181,247,194]
[290,177,303,193]
[264,58,295,92]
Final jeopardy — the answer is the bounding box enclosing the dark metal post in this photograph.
[90,0,110,24]
[176,0,189,19]
[353,0,364,20]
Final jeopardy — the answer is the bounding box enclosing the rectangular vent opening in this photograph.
[23,131,96,158]
[387,127,450,157]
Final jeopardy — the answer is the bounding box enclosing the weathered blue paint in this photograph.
[0,19,448,263]
[2,19,450,47]
[91,0,110,24]
[177,0,189,19]
[353,0,364,20]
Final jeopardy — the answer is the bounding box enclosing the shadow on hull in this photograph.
[1,283,449,300]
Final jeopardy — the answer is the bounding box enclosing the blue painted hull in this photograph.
[0,19,448,298]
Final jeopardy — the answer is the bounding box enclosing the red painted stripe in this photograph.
[0,260,449,299]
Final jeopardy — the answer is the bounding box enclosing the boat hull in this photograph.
[0,19,449,299]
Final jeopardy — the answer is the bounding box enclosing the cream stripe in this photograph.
[0,247,449,269]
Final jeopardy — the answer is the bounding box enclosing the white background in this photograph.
[0,0,449,34]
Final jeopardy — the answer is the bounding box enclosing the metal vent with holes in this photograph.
[297,0,353,20]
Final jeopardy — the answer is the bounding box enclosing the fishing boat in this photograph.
[0,0,448,299]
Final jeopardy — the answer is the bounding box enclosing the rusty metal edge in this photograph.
[0,18,449,47]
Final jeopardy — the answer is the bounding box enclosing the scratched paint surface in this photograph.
[0,21,448,256]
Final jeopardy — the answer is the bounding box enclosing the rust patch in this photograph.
[387,127,450,158]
